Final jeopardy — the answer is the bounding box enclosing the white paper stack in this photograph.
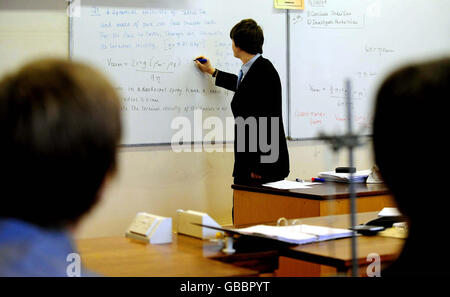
[236,224,353,245]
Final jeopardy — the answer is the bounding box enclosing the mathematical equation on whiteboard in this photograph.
[87,7,241,71]
[295,83,372,128]
[74,6,244,117]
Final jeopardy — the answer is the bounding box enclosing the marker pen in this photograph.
[194,58,207,64]
[311,178,326,182]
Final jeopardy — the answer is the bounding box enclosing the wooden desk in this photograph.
[76,213,404,277]
[76,235,277,277]
[232,182,395,227]
[277,212,405,276]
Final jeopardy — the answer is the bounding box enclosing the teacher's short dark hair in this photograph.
[230,19,264,54]
[0,59,122,229]
[373,57,450,221]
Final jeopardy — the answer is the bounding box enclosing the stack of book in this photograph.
[317,169,372,183]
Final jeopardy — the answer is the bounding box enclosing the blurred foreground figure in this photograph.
[0,59,121,276]
[373,57,450,276]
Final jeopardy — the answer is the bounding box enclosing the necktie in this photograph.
[237,69,243,89]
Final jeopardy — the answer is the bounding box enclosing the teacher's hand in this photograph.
[194,56,215,75]
[251,172,262,179]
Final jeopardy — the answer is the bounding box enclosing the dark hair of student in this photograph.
[0,59,122,229]
[373,57,450,223]
[230,19,264,55]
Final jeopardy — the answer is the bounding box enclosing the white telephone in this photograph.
[125,212,172,244]
[176,209,222,239]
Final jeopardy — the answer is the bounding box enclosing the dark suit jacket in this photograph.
[215,56,289,183]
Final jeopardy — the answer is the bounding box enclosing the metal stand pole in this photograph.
[346,80,358,277]
[318,79,361,277]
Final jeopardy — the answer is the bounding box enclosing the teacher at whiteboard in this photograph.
[195,19,289,185]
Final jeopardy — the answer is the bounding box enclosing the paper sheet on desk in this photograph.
[262,180,315,190]
[237,224,353,245]
[378,207,402,217]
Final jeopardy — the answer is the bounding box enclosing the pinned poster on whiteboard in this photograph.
[274,0,304,10]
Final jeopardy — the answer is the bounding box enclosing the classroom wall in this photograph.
[0,6,375,239]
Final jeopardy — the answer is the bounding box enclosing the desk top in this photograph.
[76,235,261,277]
[232,182,390,200]
[76,212,404,276]
[282,212,405,270]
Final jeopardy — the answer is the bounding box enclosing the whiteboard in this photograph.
[71,0,287,145]
[289,0,450,139]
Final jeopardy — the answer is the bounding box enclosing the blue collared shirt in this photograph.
[240,53,261,84]
[0,218,94,277]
